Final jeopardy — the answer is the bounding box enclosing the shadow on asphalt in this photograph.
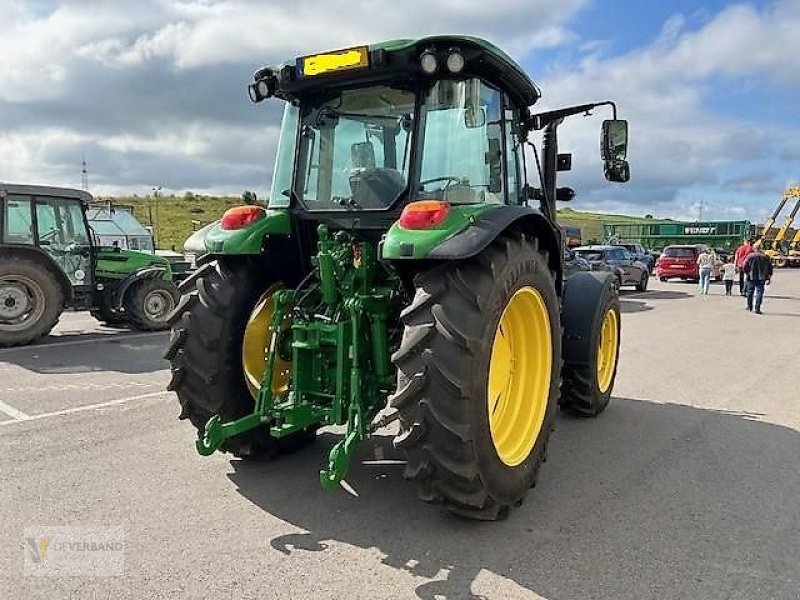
[0,331,169,374]
[619,289,690,314]
[226,398,800,599]
[619,299,653,313]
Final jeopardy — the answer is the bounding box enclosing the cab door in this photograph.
[33,196,93,288]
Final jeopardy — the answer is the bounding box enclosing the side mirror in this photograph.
[604,159,630,183]
[602,119,628,161]
[464,106,486,129]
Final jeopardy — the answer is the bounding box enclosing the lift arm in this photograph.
[772,187,800,245]
[755,187,795,247]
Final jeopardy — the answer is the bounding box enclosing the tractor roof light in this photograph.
[446,49,465,73]
[420,49,438,75]
[220,205,266,230]
[247,76,275,103]
[398,200,450,230]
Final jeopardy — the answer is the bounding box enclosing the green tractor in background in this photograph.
[0,184,180,347]
[166,36,630,519]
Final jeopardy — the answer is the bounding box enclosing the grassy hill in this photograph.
[100,194,245,251]
[556,208,671,244]
[99,196,664,251]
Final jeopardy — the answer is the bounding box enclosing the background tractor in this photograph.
[166,36,630,519]
[0,184,180,347]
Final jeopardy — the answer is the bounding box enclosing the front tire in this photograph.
[560,281,621,418]
[125,278,179,331]
[390,233,560,520]
[636,272,648,292]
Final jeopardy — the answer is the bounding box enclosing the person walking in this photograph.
[721,257,736,296]
[743,246,773,314]
[696,247,715,295]
[734,238,754,296]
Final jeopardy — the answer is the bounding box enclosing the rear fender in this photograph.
[203,209,291,255]
[110,267,168,310]
[382,205,563,294]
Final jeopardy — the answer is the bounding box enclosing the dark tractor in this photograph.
[166,36,630,519]
[0,184,180,346]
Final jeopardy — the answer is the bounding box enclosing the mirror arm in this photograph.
[540,121,559,223]
[528,100,617,131]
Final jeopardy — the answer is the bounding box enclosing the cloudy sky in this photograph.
[2,0,799,222]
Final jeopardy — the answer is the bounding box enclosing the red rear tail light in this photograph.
[398,200,450,230]
[220,205,265,230]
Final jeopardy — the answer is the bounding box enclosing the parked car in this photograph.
[573,245,650,291]
[563,247,591,278]
[656,244,723,282]
[612,242,656,273]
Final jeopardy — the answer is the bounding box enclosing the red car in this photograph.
[656,244,722,282]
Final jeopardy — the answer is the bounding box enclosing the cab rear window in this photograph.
[662,247,695,258]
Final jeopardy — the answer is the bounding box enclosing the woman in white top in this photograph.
[721,260,736,295]
[697,249,716,295]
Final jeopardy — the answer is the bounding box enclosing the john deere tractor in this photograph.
[166,36,630,519]
[0,184,180,346]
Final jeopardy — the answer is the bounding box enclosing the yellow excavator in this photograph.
[788,225,800,265]
[755,186,800,268]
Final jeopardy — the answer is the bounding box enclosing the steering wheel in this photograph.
[39,228,60,243]
[419,176,461,190]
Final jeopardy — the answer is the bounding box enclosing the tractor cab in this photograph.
[245,36,629,230]
[1,185,95,296]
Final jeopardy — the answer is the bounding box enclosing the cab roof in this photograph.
[0,183,92,204]
[266,35,541,109]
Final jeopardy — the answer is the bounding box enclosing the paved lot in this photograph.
[2,273,799,599]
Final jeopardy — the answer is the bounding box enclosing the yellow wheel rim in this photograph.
[487,287,552,467]
[241,284,291,400]
[596,308,619,393]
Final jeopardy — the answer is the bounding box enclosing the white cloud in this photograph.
[1,0,800,221]
[532,0,800,220]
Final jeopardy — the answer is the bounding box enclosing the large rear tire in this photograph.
[390,233,560,520]
[0,258,64,347]
[164,259,310,458]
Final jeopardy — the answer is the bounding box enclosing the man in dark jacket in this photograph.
[743,246,773,314]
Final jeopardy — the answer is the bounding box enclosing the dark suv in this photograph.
[613,242,655,273]
[574,245,650,291]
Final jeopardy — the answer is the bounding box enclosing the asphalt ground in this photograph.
[2,272,799,599]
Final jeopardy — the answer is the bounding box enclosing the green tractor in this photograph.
[166,36,630,519]
[0,184,180,347]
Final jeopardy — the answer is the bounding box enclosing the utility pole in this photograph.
[698,198,704,222]
[81,156,89,191]
[151,186,162,248]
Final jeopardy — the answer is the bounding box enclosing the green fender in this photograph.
[382,205,561,279]
[94,248,173,280]
[203,209,291,255]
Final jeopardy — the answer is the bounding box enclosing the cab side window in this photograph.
[503,105,521,204]
[3,195,35,244]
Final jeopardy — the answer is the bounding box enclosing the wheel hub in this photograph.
[596,309,619,393]
[0,282,31,320]
[143,290,174,321]
[487,286,552,467]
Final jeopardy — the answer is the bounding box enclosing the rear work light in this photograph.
[220,205,266,230]
[398,200,450,230]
